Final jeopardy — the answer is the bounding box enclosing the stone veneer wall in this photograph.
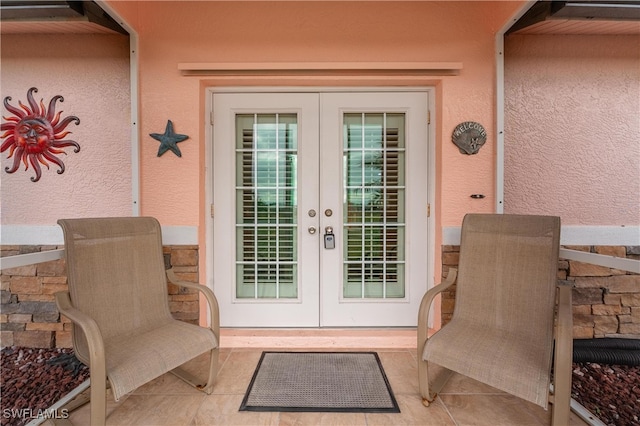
[441,245,640,339]
[0,245,200,348]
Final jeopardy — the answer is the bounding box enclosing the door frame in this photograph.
[204,87,437,328]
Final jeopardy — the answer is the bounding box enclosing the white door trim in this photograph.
[205,87,436,328]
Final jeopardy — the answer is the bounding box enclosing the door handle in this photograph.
[308,226,317,235]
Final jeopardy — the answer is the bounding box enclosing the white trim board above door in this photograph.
[209,89,433,328]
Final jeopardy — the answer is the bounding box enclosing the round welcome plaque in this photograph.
[452,121,487,155]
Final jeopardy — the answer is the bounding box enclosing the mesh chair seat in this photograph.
[104,318,218,401]
[423,318,553,408]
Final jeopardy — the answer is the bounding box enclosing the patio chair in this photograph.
[418,214,572,425]
[55,217,219,425]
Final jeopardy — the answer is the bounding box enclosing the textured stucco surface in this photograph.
[504,34,640,225]
[1,34,132,225]
[108,0,524,228]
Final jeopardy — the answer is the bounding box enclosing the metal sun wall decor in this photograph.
[451,121,487,155]
[150,120,189,157]
[1,87,80,182]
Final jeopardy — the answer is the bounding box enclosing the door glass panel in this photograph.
[235,114,298,299]
[343,113,406,299]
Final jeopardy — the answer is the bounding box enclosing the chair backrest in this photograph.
[455,214,560,338]
[59,217,172,354]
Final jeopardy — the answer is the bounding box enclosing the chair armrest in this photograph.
[54,290,107,415]
[417,268,457,351]
[166,269,220,340]
[55,291,106,361]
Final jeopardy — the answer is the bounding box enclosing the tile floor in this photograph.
[65,342,591,426]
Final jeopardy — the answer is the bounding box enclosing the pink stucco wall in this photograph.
[1,34,131,225]
[107,1,524,230]
[504,34,640,225]
[1,2,527,330]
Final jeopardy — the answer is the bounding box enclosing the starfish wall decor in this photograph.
[150,120,189,157]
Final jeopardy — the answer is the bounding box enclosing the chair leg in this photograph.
[418,358,434,406]
[551,343,572,426]
[89,370,107,426]
[202,347,219,395]
[170,347,219,394]
[552,383,571,426]
[419,358,452,407]
[552,284,573,426]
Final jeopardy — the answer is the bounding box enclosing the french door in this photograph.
[212,91,429,327]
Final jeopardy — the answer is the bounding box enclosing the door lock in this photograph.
[324,226,335,249]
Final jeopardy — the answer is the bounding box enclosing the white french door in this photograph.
[212,91,429,327]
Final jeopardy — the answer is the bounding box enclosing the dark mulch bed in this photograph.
[572,362,640,426]
[1,347,639,426]
[1,347,89,426]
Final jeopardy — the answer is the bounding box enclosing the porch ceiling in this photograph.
[508,1,640,35]
[0,1,639,36]
[0,1,127,35]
